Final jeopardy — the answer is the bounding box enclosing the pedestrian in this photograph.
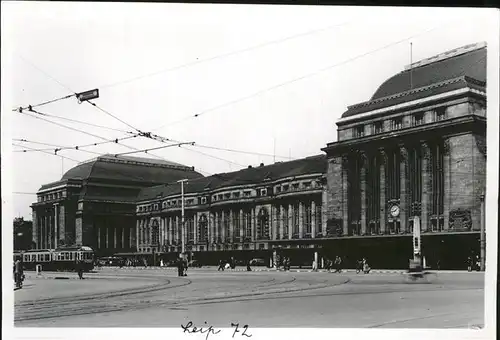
[246,259,252,272]
[334,256,340,273]
[77,260,84,279]
[218,260,225,271]
[467,256,473,272]
[183,257,188,276]
[356,259,363,274]
[177,257,184,277]
[14,259,23,288]
[362,258,371,274]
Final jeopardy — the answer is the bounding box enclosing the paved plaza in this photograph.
[14,268,484,328]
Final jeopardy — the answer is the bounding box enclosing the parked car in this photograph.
[189,260,202,268]
[249,258,267,266]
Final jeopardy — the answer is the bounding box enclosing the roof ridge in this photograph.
[347,75,470,110]
[404,42,486,71]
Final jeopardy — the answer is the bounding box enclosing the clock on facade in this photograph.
[390,204,400,218]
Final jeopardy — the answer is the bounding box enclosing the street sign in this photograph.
[77,89,99,103]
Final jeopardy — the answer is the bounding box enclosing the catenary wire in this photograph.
[192,143,293,160]
[151,21,457,132]
[179,145,247,168]
[113,141,196,157]
[16,53,147,135]
[12,143,81,162]
[12,93,77,113]
[15,110,135,135]
[13,136,140,154]
[18,108,166,160]
[98,21,352,90]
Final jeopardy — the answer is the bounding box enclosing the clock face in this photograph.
[390,204,400,217]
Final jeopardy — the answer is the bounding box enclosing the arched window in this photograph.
[198,214,208,243]
[151,220,159,245]
[257,208,270,240]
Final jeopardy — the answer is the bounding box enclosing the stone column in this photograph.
[105,223,109,249]
[121,225,125,250]
[54,204,59,248]
[194,214,198,245]
[229,210,233,241]
[341,155,349,236]
[272,206,277,241]
[32,210,38,249]
[113,226,117,250]
[298,202,304,239]
[443,139,451,231]
[311,201,316,238]
[400,145,409,233]
[135,220,139,249]
[97,226,101,249]
[288,204,293,240]
[278,206,284,239]
[379,149,387,234]
[45,215,49,249]
[421,142,432,233]
[251,208,256,241]
[239,210,244,241]
[360,152,368,235]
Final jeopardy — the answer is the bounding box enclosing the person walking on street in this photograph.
[467,255,473,272]
[77,259,84,279]
[177,256,184,277]
[183,257,188,276]
[246,259,252,272]
[14,259,24,289]
[218,260,225,271]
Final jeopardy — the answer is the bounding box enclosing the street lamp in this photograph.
[177,179,189,256]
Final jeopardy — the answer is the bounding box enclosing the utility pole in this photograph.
[480,190,485,271]
[178,179,189,256]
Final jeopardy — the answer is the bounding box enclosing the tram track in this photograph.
[21,272,470,323]
[15,277,192,322]
[15,274,335,323]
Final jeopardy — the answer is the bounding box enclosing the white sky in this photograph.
[1,3,497,219]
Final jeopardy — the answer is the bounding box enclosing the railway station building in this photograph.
[30,155,203,255]
[31,42,487,269]
[322,42,486,269]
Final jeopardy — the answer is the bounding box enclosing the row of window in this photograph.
[352,108,447,138]
[137,180,322,213]
[38,191,67,203]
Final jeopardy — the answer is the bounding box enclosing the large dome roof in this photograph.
[60,154,203,184]
[341,42,486,119]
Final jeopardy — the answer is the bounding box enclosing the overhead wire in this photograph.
[192,143,293,160]
[113,141,196,157]
[98,20,352,90]
[12,93,77,113]
[12,137,138,156]
[179,145,247,168]
[151,21,457,132]
[15,110,135,135]
[16,53,148,136]
[12,143,81,163]
[17,108,165,160]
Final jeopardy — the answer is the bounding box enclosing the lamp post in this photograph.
[480,191,485,271]
[178,179,189,256]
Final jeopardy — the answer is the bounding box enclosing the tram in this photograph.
[15,246,95,272]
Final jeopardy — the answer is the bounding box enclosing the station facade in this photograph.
[322,42,486,269]
[31,155,203,255]
[31,42,487,269]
